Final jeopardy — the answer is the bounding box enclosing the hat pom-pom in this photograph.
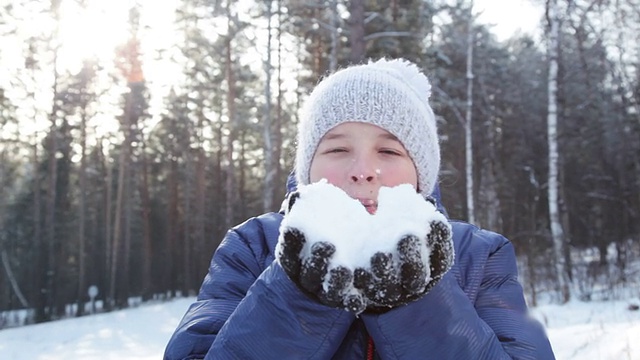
[368,58,432,100]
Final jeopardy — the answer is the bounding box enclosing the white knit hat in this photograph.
[295,58,440,197]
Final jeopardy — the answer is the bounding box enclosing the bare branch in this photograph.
[364,12,381,24]
[431,84,465,126]
[364,31,416,42]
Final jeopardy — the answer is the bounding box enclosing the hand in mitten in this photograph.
[276,181,454,315]
[276,183,368,313]
[353,187,454,312]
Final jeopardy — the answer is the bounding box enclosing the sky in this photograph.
[474,0,544,41]
[0,295,639,359]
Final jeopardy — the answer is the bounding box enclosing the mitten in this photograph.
[353,187,454,312]
[276,183,368,313]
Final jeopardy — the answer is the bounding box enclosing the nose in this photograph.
[349,156,377,183]
[351,173,375,182]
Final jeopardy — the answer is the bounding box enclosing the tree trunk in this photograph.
[526,177,540,307]
[104,145,113,305]
[477,78,503,231]
[465,5,475,225]
[0,150,29,309]
[239,131,247,219]
[348,0,366,64]
[479,163,502,231]
[215,121,224,237]
[547,0,571,303]
[275,0,283,199]
[559,166,573,282]
[263,0,275,212]
[1,251,29,308]
[122,160,132,307]
[195,142,206,288]
[166,159,179,296]
[224,3,237,229]
[41,0,62,321]
[76,107,87,316]
[329,0,339,71]
[32,131,44,322]
[182,124,192,297]
[109,93,132,309]
[44,71,59,323]
[138,135,153,300]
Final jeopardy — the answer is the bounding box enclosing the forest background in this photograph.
[0,0,639,325]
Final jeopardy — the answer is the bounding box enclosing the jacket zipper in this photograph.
[367,335,375,360]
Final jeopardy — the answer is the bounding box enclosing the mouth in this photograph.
[357,198,378,214]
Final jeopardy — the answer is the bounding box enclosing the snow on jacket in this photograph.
[163,208,555,359]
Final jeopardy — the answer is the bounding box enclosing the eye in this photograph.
[323,147,348,154]
[379,148,402,156]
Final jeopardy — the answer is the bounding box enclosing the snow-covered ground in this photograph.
[0,299,189,360]
[532,298,640,360]
[0,296,639,359]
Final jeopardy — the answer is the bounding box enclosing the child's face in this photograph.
[309,122,418,214]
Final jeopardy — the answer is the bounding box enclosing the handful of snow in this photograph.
[275,180,453,311]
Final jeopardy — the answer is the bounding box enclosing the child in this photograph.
[164,58,555,359]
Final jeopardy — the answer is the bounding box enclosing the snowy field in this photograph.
[0,296,639,359]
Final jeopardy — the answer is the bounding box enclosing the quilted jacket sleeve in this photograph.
[361,223,555,359]
[163,214,355,360]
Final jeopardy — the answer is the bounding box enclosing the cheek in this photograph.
[309,160,344,185]
[379,164,418,189]
[320,173,343,186]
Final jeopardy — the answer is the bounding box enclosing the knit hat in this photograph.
[295,58,440,197]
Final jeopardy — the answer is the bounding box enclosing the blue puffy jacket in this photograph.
[164,188,555,359]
